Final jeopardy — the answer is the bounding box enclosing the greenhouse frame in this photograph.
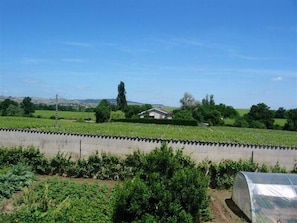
[232,172,297,223]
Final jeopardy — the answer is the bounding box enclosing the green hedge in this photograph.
[0,146,293,190]
[112,118,198,126]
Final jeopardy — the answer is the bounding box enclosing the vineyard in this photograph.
[0,116,296,147]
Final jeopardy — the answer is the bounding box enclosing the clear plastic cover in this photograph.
[232,172,297,223]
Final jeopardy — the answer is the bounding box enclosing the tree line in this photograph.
[94,82,297,131]
[1,81,296,131]
[177,92,297,131]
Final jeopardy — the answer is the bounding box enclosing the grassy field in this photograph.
[34,110,95,121]
[0,116,296,147]
[236,108,249,116]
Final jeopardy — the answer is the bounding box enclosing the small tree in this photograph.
[94,99,110,123]
[274,107,287,118]
[112,143,211,223]
[116,81,127,110]
[283,108,297,131]
[21,97,35,116]
[0,99,19,116]
[244,103,274,129]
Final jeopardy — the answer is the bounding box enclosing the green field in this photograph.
[0,116,296,147]
[34,110,95,121]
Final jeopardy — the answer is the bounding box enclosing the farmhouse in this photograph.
[139,108,172,119]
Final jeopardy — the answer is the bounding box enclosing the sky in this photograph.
[0,0,296,109]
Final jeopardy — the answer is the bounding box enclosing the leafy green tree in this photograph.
[204,110,224,126]
[6,104,23,116]
[110,110,126,120]
[244,103,274,129]
[21,97,35,116]
[274,107,287,118]
[173,109,194,120]
[94,99,110,123]
[124,104,152,118]
[234,117,249,128]
[215,103,239,119]
[196,95,224,126]
[283,108,297,131]
[0,99,19,116]
[202,94,215,110]
[116,81,127,110]
[112,143,211,223]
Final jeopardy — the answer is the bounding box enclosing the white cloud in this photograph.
[272,76,283,81]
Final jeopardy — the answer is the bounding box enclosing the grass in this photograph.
[0,116,296,147]
[236,109,249,116]
[34,110,95,121]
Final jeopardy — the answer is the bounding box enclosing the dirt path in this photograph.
[208,189,249,223]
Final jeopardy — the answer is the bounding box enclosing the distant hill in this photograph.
[0,96,165,108]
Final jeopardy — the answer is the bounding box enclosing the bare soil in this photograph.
[1,176,250,222]
[208,189,250,223]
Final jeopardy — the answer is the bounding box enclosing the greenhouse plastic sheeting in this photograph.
[232,172,297,223]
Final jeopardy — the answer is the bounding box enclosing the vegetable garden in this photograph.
[0,145,296,222]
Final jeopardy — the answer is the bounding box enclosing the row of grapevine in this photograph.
[1,116,297,146]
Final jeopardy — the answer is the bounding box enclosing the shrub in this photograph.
[0,163,36,200]
[112,143,211,223]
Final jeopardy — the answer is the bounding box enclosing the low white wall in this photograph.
[0,128,296,169]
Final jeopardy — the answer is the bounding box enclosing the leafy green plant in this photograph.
[271,162,287,173]
[0,163,36,200]
[49,152,74,176]
[113,143,211,223]
[2,177,113,223]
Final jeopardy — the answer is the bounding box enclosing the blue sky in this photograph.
[0,0,296,109]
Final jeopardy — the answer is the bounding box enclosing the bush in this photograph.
[112,143,211,223]
[0,163,36,200]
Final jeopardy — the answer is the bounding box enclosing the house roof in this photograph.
[139,108,170,116]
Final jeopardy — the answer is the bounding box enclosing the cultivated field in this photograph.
[34,110,95,121]
[0,116,296,147]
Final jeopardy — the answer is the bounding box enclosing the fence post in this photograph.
[80,140,82,159]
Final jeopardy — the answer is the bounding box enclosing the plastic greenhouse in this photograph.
[232,172,297,223]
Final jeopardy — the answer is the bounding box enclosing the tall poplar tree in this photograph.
[116,81,127,110]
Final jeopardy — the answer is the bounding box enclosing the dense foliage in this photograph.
[0,97,35,117]
[116,81,127,110]
[283,108,297,131]
[0,146,293,190]
[95,99,111,123]
[113,118,198,126]
[243,103,275,129]
[0,163,36,200]
[0,146,294,222]
[113,143,211,223]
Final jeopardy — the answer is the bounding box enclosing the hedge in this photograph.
[112,118,198,126]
